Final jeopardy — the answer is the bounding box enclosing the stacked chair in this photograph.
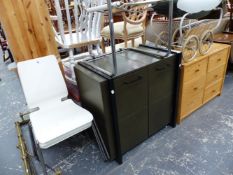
[17,55,109,175]
[50,0,104,84]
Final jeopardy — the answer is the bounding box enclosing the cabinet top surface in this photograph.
[79,46,176,78]
[182,43,230,67]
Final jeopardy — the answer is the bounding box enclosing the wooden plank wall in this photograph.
[0,0,59,62]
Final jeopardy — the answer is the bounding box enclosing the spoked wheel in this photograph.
[199,30,213,55]
[182,35,199,63]
[155,31,169,48]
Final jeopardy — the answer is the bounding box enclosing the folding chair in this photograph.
[17,55,109,175]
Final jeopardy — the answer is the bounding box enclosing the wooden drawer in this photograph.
[179,77,205,119]
[203,79,222,103]
[206,65,225,86]
[183,77,205,98]
[183,58,208,82]
[208,49,228,72]
[180,91,203,119]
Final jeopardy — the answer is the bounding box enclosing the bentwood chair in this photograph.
[17,55,109,175]
[101,0,148,53]
[51,0,104,83]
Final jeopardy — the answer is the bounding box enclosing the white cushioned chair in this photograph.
[17,55,109,174]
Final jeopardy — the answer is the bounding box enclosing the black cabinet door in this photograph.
[118,108,148,153]
[114,69,148,153]
[149,95,173,135]
[148,57,176,135]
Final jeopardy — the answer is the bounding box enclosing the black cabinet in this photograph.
[74,46,181,163]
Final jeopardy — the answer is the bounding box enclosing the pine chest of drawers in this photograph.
[177,43,230,123]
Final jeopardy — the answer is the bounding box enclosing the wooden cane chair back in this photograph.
[121,0,148,25]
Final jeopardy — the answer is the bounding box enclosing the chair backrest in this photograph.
[121,0,148,25]
[17,55,68,109]
[53,0,104,47]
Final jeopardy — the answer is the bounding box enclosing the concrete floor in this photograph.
[1,51,233,175]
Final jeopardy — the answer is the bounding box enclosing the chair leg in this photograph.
[92,120,110,161]
[88,45,93,56]
[68,49,76,83]
[96,43,102,55]
[101,37,106,53]
[30,124,48,175]
[8,49,14,62]
[131,39,135,47]
[28,123,38,159]
[124,40,128,48]
[3,51,6,62]
[36,142,48,175]
[141,35,146,45]
[30,128,59,174]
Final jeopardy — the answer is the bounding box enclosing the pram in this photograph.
[152,7,223,63]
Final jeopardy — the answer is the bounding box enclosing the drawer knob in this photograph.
[212,90,216,93]
[217,58,221,62]
[193,87,198,91]
[214,75,218,78]
[195,69,200,73]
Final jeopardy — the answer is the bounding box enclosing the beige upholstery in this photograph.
[101,22,144,38]
[101,3,148,53]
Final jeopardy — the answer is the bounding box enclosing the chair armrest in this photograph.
[19,107,40,120]
[61,97,69,101]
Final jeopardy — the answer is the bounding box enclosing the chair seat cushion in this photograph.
[56,33,100,49]
[30,99,93,149]
[101,22,143,38]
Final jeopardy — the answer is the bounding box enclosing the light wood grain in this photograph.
[183,58,208,82]
[208,49,228,72]
[180,77,205,118]
[203,79,222,103]
[206,65,225,87]
[0,0,59,62]
[177,43,230,123]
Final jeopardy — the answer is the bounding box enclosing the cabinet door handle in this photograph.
[155,67,166,71]
[123,76,142,85]
[195,69,200,73]
[217,58,221,62]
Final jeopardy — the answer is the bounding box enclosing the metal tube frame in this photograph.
[168,0,174,54]
[18,118,109,174]
[95,0,175,165]
[106,0,117,76]
[92,120,110,161]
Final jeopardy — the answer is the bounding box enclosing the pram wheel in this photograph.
[182,35,199,63]
[199,30,213,55]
